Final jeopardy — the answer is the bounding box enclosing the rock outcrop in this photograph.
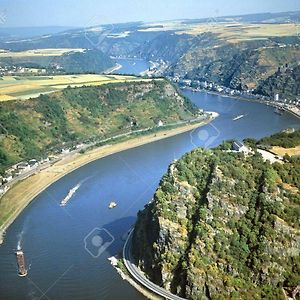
[133,147,300,299]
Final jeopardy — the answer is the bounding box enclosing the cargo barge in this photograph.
[15,249,27,277]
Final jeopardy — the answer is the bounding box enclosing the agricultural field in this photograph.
[137,20,300,43]
[0,74,146,101]
[0,48,85,58]
[271,145,300,157]
[177,22,300,43]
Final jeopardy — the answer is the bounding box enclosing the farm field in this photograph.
[177,22,300,42]
[0,48,85,58]
[138,21,299,43]
[271,145,300,157]
[0,74,147,101]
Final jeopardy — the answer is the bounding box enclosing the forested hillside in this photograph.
[0,79,200,173]
[133,133,300,299]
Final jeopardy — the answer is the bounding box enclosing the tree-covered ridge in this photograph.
[259,130,300,148]
[0,49,114,74]
[0,79,199,173]
[133,143,300,300]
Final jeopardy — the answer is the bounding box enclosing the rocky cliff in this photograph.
[132,144,300,299]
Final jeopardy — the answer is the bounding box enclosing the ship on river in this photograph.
[109,201,117,209]
[233,114,245,121]
[60,184,81,206]
[15,249,27,277]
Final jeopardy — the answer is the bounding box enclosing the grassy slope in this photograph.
[0,79,199,173]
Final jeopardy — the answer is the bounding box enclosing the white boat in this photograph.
[60,184,80,206]
[233,114,245,121]
[108,201,117,209]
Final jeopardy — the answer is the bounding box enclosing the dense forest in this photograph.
[0,79,200,174]
[133,131,300,299]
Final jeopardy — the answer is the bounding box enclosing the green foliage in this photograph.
[136,140,300,299]
[0,80,198,170]
[259,130,300,148]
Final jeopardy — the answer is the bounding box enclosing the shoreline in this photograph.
[184,87,300,120]
[0,119,212,245]
[104,63,123,74]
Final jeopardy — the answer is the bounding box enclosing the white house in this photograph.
[232,141,250,154]
[3,175,13,183]
[157,120,164,127]
[17,162,30,172]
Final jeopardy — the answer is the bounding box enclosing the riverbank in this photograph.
[109,256,162,300]
[184,87,300,120]
[0,119,212,245]
[104,63,122,74]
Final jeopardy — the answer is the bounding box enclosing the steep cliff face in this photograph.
[132,147,300,299]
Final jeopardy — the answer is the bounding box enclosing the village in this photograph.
[175,78,300,119]
[0,142,87,197]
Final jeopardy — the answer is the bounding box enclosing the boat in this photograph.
[108,201,117,209]
[60,184,80,206]
[233,114,245,121]
[15,249,27,277]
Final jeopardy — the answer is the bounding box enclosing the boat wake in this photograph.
[16,218,29,250]
[17,231,24,250]
[60,183,81,206]
[60,177,91,207]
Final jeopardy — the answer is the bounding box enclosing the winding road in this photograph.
[123,230,186,300]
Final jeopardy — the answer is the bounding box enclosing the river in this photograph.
[112,58,150,75]
[0,62,299,300]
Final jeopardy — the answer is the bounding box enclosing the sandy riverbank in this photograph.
[0,119,211,245]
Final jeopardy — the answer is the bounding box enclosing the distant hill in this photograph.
[0,26,76,41]
[0,11,299,99]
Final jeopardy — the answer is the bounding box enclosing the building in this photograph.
[0,185,9,194]
[17,162,30,172]
[3,175,13,183]
[232,141,250,154]
[157,120,164,127]
[274,94,280,101]
[61,148,70,154]
[28,159,38,168]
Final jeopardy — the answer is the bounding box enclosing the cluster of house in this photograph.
[174,78,265,100]
[0,158,50,196]
[175,78,300,115]
[0,65,47,76]
[273,93,300,109]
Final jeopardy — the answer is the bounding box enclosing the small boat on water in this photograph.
[16,249,27,277]
[108,201,117,209]
[233,114,245,121]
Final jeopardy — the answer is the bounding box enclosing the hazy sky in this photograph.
[1,0,300,27]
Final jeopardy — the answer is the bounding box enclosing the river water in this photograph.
[112,58,150,75]
[0,63,299,300]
